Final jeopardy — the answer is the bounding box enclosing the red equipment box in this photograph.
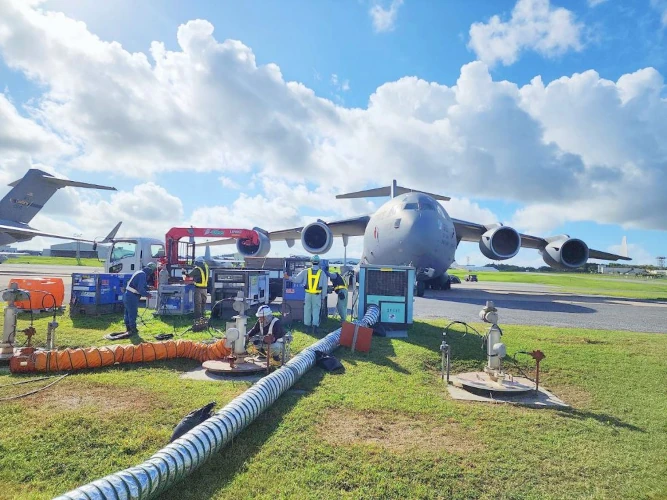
[339,321,373,353]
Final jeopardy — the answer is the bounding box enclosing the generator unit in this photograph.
[357,264,415,337]
[154,283,195,315]
[281,257,328,324]
[211,269,270,319]
[70,273,133,316]
[244,256,287,301]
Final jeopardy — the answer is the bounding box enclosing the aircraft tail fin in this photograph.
[1,169,116,225]
[336,179,450,201]
[100,222,122,243]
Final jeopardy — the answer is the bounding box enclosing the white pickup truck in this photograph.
[105,237,165,274]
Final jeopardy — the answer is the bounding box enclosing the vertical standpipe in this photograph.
[0,305,18,360]
[55,306,380,500]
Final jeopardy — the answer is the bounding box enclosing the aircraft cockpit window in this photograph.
[404,203,418,210]
[420,202,436,211]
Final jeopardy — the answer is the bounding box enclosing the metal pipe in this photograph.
[55,306,380,500]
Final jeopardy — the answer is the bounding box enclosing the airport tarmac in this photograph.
[1,264,665,334]
[413,281,666,334]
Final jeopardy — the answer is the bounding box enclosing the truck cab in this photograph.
[105,238,165,274]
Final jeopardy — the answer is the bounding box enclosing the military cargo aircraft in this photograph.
[207,180,631,296]
[0,168,121,247]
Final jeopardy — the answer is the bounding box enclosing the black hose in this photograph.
[0,374,69,401]
[0,375,57,388]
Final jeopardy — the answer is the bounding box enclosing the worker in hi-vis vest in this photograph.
[184,256,209,319]
[326,266,348,322]
[284,255,328,334]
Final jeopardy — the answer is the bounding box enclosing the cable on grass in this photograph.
[0,373,70,401]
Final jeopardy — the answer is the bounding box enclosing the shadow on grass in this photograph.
[555,408,646,433]
[315,317,414,375]
[160,368,327,500]
[402,320,487,372]
[70,311,122,329]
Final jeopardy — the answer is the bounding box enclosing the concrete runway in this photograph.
[1,264,665,334]
[412,281,667,334]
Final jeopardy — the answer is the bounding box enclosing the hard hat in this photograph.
[145,262,157,272]
[256,305,273,318]
[195,256,205,263]
[311,255,320,263]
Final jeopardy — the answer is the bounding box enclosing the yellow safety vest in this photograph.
[306,268,322,294]
[194,262,209,288]
[332,273,347,291]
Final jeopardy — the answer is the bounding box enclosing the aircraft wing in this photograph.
[0,221,122,244]
[0,224,96,242]
[203,216,371,246]
[451,218,631,262]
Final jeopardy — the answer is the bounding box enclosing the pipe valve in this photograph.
[479,300,498,324]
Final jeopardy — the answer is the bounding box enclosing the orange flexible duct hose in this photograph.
[9,339,232,374]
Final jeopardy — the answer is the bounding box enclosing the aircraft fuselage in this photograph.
[361,192,457,281]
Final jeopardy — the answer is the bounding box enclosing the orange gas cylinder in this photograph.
[8,278,65,310]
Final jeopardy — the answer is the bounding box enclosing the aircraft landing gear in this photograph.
[422,275,451,292]
[416,280,426,297]
[440,275,451,290]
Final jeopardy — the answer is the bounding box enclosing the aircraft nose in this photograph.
[405,212,437,256]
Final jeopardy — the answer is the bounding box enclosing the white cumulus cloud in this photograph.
[369,0,404,33]
[651,0,667,25]
[468,0,584,66]
[219,176,241,190]
[0,1,666,264]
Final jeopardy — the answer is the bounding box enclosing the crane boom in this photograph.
[165,227,259,266]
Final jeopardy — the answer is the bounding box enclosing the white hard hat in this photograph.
[256,305,272,318]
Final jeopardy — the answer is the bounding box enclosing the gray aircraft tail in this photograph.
[335,179,450,201]
[0,169,116,225]
[101,222,122,243]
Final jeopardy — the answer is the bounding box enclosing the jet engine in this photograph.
[236,230,271,258]
[540,237,589,269]
[301,221,334,255]
[479,226,521,260]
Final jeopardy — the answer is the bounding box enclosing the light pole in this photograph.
[74,233,82,265]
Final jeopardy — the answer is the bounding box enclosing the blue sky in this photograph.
[0,0,665,265]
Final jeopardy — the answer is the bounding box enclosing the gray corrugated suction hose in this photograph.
[55,305,380,500]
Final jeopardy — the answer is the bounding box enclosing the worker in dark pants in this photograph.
[327,268,348,322]
[123,262,157,335]
[185,256,209,319]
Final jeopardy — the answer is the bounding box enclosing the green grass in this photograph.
[2,256,103,267]
[449,270,667,300]
[1,309,666,500]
